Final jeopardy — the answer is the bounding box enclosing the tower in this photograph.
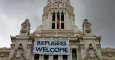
[37,0,81,37]
[8,0,103,60]
[43,0,74,30]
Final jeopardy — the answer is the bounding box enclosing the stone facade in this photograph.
[0,0,115,60]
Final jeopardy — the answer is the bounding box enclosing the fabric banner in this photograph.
[33,38,70,55]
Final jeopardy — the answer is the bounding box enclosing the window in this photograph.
[51,12,64,29]
[34,54,39,59]
[53,55,58,60]
[63,55,68,59]
[52,23,55,29]
[72,48,77,60]
[52,12,55,29]
[61,12,64,29]
[44,55,49,60]
[52,12,55,21]
[61,23,64,29]
[57,12,60,20]
[61,12,64,21]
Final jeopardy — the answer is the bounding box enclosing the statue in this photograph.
[83,19,90,24]
[20,19,30,34]
[11,44,26,60]
[83,19,91,33]
[85,43,100,60]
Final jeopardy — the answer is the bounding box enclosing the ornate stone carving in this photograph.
[20,19,30,35]
[85,43,100,60]
[11,44,26,60]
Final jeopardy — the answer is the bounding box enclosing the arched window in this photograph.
[51,12,64,29]
[52,12,55,29]
[52,12,55,21]
[61,12,64,29]
[61,12,64,21]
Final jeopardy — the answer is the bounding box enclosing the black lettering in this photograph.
[62,42,66,46]
[44,41,49,45]
[63,48,68,53]
[37,41,41,45]
[55,47,59,52]
[50,48,55,52]
[36,47,42,51]
[41,41,45,45]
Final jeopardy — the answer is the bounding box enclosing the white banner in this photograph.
[33,38,70,55]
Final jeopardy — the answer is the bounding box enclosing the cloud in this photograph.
[0,0,47,47]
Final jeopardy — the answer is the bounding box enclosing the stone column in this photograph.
[58,55,62,60]
[77,49,80,60]
[39,55,44,60]
[68,49,72,60]
[49,55,53,60]
[55,12,57,29]
[60,12,61,29]
[64,12,66,29]
[55,12,58,36]
[50,12,52,29]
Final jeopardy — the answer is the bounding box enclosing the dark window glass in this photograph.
[44,55,49,59]
[72,48,77,60]
[34,54,39,59]
[63,55,68,59]
[52,23,55,29]
[61,23,64,29]
[57,20,60,29]
[61,12,64,21]
[52,12,55,21]
[53,55,58,59]
[57,12,60,20]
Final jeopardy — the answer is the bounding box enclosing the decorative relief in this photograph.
[27,44,32,49]
[80,44,85,49]
[11,44,26,60]
[85,43,100,60]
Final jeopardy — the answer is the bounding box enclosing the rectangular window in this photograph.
[72,49,77,60]
[44,55,49,60]
[53,55,58,60]
[63,55,68,60]
[34,54,39,59]
[52,23,55,29]
[61,23,64,29]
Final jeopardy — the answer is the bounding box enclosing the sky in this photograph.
[0,0,115,48]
